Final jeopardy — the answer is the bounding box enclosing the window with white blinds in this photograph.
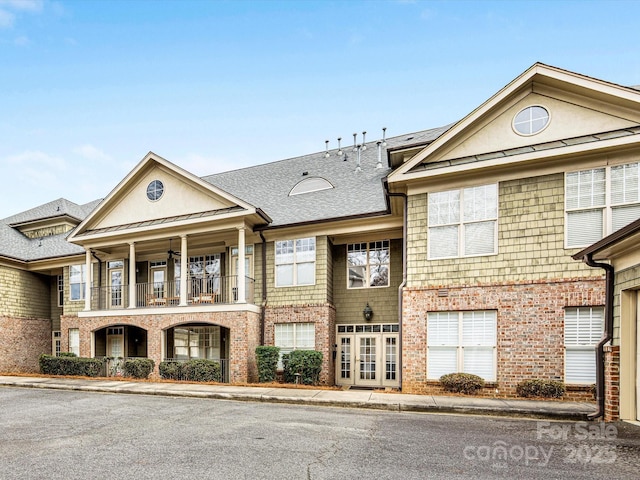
[564,307,603,384]
[274,323,315,369]
[427,311,496,381]
[428,184,497,259]
[566,163,640,248]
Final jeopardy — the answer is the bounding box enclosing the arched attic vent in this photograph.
[289,177,334,196]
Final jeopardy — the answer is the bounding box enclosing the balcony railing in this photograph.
[90,275,255,310]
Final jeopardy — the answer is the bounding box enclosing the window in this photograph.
[173,326,221,360]
[274,323,315,368]
[188,254,221,296]
[275,237,316,286]
[68,328,80,356]
[146,180,164,201]
[566,163,640,247]
[57,275,64,307]
[69,265,86,301]
[428,184,497,259]
[427,311,496,381]
[564,307,603,384]
[289,177,334,196]
[52,331,61,356]
[513,105,550,135]
[347,241,390,288]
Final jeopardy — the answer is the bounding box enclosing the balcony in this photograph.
[89,275,255,310]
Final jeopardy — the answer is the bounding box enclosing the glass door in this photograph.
[337,335,355,386]
[358,336,379,386]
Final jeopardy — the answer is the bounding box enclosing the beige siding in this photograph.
[265,235,330,305]
[612,264,640,347]
[0,265,51,319]
[50,275,63,331]
[406,173,602,287]
[333,238,402,325]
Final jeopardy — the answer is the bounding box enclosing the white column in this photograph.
[84,250,92,311]
[237,226,246,303]
[180,235,188,306]
[128,242,136,309]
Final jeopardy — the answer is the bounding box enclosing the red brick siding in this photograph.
[604,345,620,422]
[264,304,336,385]
[60,310,261,383]
[0,316,51,373]
[401,278,605,396]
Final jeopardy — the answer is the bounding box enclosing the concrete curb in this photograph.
[0,377,594,421]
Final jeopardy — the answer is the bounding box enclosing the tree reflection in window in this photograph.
[347,241,390,288]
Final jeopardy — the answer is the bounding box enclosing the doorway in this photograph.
[336,324,399,388]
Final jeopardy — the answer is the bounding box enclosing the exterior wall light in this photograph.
[363,303,373,322]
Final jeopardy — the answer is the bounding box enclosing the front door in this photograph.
[336,324,399,388]
[109,269,123,308]
[107,327,124,357]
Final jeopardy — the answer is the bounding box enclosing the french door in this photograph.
[336,324,399,388]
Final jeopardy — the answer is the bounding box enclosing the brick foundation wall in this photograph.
[264,304,336,385]
[401,278,605,396]
[60,310,261,383]
[0,316,51,373]
[604,345,620,422]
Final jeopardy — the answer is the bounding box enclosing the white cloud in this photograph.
[0,9,15,27]
[13,34,28,45]
[0,1,43,12]
[175,153,229,176]
[73,144,111,163]
[7,149,68,170]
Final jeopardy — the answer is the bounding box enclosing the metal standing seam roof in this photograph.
[0,127,449,262]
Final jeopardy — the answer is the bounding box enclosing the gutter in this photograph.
[387,190,407,391]
[582,253,614,421]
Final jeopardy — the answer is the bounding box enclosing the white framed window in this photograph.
[347,240,390,288]
[428,184,497,259]
[69,265,86,301]
[275,237,316,287]
[512,105,550,136]
[427,311,497,381]
[57,275,64,307]
[274,323,315,368]
[564,307,603,384]
[68,328,80,356]
[566,162,640,248]
[52,331,61,356]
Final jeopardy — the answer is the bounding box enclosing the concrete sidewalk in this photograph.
[0,375,596,421]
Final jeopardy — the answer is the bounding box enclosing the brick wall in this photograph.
[401,278,605,396]
[0,316,51,373]
[264,304,336,385]
[604,345,620,422]
[60,310,261,383]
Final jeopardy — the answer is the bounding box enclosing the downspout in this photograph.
[388,191,407,391]
[582,253,614,421]
[259,232,268,346]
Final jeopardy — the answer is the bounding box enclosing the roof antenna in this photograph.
[361,131,367,151]
[352,133,357,152]
[382,127,387,147]
[324,140,330,158]
[376,141,383,169]
[337,137,343,156]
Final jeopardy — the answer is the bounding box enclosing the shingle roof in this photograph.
[202,127,450,228]
[0,198,102,262]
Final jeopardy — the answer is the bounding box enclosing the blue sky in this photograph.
[1,0,640,219]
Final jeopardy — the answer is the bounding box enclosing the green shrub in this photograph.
[159,359,222,382]
[159,361,183,380]
[282,350,323,385]
[39,354,103,377]
[439,372,485,394]
[122,358,155,379]
[59,352,77,357]
[255,346,280,383]
[516,379,565,398]
[182,359,222,382]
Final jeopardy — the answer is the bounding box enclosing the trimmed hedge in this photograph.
[122,358,155,379]
[282,350,322,385]
[516,379,565,398]
[39,354,103,377]
[439,373,485,394]
[159,359,222,382]
[255,346,280,383]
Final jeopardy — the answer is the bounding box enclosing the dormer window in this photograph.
[289,177,334,196]
[513,105,550,136]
